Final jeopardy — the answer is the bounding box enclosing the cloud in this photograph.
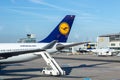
[9,8,39,15]
[9,0,96,21]
[11,0,15,3]
[29,0,80,14]
[9,0,97,24]
[7,8,49,19]
[29,0,43,3]
[10,0,17,4]
[28,0,97,21]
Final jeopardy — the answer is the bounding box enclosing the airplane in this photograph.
[0,15,87,64]
[91,48,116,56]
[84,43,116,56]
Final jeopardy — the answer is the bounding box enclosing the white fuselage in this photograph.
[0,43,50,64]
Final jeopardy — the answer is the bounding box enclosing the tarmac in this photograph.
[1,53,120,80]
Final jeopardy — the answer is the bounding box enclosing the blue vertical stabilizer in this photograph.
[39,15,75,43]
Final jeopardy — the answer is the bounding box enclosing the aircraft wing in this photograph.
[56,42,89,50]
[0,40,57,59]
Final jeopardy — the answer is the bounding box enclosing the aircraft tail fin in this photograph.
[86,44,92,49]
[39,15,75,43]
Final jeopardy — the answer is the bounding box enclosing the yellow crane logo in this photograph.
[59,22,70,35]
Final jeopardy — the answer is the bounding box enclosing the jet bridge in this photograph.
[35,51,65,76]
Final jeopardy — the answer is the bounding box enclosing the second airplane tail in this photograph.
[39,15,75,43]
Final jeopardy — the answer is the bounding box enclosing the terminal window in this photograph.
[111,43,115,46]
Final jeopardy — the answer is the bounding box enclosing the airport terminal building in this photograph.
[97,32,120,51]
[17,34,36,43]
[74,32,120,52]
